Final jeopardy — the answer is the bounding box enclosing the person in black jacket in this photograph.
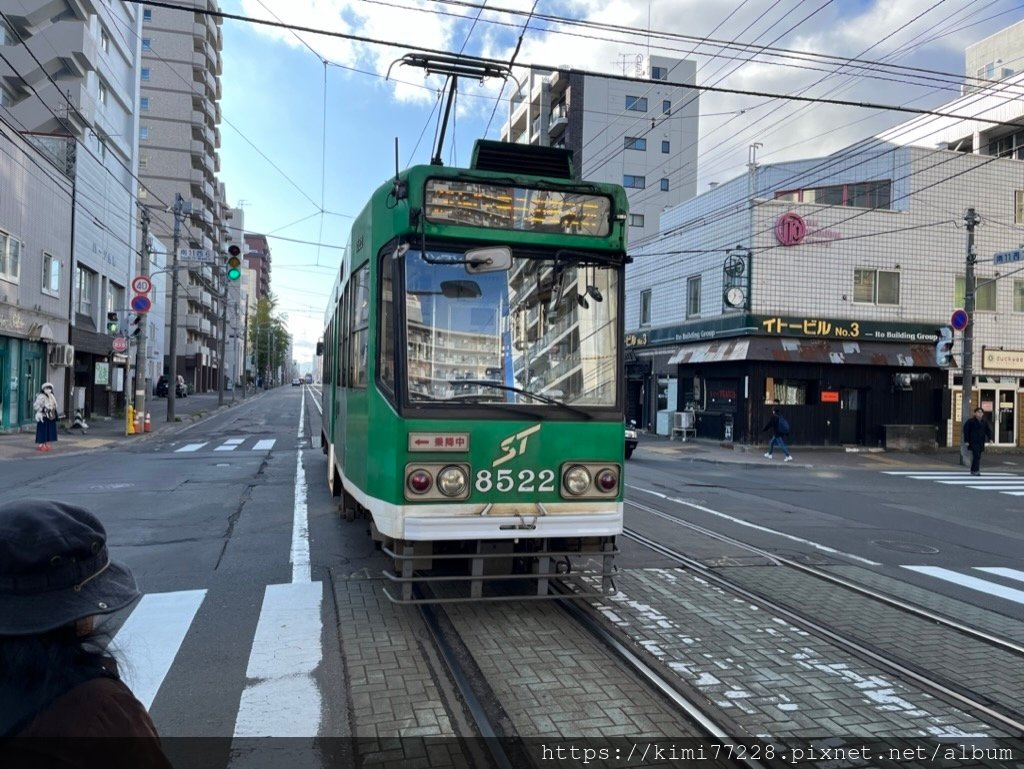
[962,407,992,476]
[762,405,793,462]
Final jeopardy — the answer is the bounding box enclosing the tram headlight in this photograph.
[437,465,468,497]
[595,468,618,493]
[563,465,591,496]
[407,469,433,494]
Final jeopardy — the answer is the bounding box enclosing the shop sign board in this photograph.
[982,347,1024,371]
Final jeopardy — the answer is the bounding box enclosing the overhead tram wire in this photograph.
[129,0,1024,260]
[483,0,540,138]
[126,0,1024,117]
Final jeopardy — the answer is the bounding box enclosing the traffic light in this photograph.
[106,311,119,334]
[227,244,242,281]
[128,314,143,338]
[935,325,955,368]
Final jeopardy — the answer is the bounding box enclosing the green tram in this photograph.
[321,140,630,602]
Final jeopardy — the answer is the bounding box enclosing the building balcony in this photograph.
[548,114,567,136]
[185,314,202,331]
[185,341,202,356]
[200,319,212,335]
[200,290,212,308]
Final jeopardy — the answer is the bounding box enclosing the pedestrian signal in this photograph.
[935,325,955,368]
[227,244,242,281]
[106,311,119,334]
[128,314,143,338]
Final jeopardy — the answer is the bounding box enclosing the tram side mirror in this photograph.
[440,280,482,299]
[465,246,511,274]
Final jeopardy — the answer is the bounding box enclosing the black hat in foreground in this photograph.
[0,499,140,635]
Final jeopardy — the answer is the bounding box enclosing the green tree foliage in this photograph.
[248,296,292,383]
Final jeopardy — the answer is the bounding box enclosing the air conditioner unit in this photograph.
[673,410,694,429]
[49,344,75,367]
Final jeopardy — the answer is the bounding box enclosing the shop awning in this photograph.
[667,337,936,367]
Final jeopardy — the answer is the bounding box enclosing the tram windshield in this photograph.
[402,248,619,408]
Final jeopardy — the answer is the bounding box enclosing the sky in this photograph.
[215,0,1024,372]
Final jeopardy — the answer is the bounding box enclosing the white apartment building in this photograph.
[626,76,1024,449]
[501,55,699,246]
[139,0,232,393]
[0,1,144,418]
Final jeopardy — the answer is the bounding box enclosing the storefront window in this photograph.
[765,377,812,404]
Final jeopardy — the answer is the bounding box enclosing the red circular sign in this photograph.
[775,212,807,246]
[112,336,128,353]
[132,275,152,294]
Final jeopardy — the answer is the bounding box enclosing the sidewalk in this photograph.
[0,390,257,462]
[632,431,1024,471]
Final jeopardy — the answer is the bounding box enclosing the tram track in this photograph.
[414,582,778,769]
[622,499,1024,737]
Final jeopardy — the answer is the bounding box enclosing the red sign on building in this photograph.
[775,212,807,246]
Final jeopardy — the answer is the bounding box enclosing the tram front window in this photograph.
[404,249,618,407]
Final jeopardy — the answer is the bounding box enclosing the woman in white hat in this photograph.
[32,382,59,452]
[0,499,171,767]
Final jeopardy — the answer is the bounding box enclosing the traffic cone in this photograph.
[144,412,151,433]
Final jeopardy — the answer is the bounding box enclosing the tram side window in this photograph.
[379,257,395,393]
[349,264,370,388]
[323,319,334,386]
[339,292,349,387]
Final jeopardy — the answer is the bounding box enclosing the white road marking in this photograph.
[975,567,1024,585]
[215,438,246,451]
[884,471,1017,477]
[292,388,311,584]
[883,471,1024,496]
[112,590,207,710]
[626,484,881,566]
[903,566,1024,606]
[175,443,207,453]
[232,581,323,737]
[252,439,275,451]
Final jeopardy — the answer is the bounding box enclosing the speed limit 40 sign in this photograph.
[132,275,152,294]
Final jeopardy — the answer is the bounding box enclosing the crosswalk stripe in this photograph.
[252,439,275,451]
[884,471,1017,477]
[903,566,1024,606]
[113,590,207,710]
[233,581,323,737]
[975,567,1024,585]
[175,443,207,453]
[934,479,1024,485]
[215,439,246,451]
[883,470,1024,497]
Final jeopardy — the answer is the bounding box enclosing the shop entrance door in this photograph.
[839,388,865,444]
[979,387,1015,445]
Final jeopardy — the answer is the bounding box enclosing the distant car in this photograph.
[625,420,639,459]
[155,375,187,398]
[292,378,302,386]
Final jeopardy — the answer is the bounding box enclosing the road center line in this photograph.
[292,387,311,584]
[626,484,881,566]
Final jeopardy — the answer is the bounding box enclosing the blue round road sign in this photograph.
[950,308,969,331]
[130,294,152,313]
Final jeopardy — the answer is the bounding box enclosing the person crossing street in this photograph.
[763,404,794,462]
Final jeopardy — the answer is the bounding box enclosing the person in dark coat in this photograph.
[0,499,172,768]
[962,407,992,476]
[762,405,794,462]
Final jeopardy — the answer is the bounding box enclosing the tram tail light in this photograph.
[407,469,433,494]
[595,469,618,493]
[560,463,620,499]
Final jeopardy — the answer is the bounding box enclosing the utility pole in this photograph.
[167,194,186,422]
[959,208,980,464]
[241,295,249,399]
[133,206,151,429]
[216,263,227,407]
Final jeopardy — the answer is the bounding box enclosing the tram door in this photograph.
[979,387,1015,445]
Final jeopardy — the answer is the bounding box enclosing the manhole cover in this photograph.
[871,540,939,554]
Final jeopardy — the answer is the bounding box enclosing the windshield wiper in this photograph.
[457,380,592,419]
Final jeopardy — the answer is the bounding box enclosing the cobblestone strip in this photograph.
[826,565,1024,645]
[332,575,462,767]
[445,600,701,738]
[720,565,1024,722]
[580,569,1006,742]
